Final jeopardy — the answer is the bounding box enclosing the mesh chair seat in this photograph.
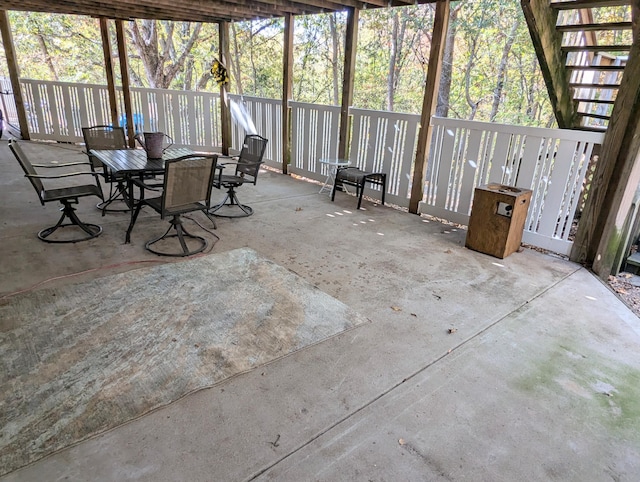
[210,134,268,218]
[127,154,219,257]
[82,125,131,214]
[9,140,104,243]
[42,185,104,203]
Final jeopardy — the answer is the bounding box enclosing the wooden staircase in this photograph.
[522,0,636,132]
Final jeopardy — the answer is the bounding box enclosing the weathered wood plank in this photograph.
[557,21,633,32]
[282,13,293,174]
[571,34,640,276]
[1,0,445,24]
[338,7,358,160]
[99,18,119,128]
[521,0,576,129]
[115,20,135,147]
[409,0,450,214]
[0,11,30,139]
[219,21,232,156]
[562,45,632,52]
[551,0,631,9]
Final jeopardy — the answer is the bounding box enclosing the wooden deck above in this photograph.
[2,0,441,23]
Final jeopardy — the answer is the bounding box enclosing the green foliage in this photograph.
[0,0,557,127]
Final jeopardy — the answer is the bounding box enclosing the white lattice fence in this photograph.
[421,117,604,255]
[349,108,420,208]
[289,101,341,183]
[228,94,283,168]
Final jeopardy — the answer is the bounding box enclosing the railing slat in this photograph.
[5,78,607,257]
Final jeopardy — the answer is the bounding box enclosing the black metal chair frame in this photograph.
[9,139,104,243]
[331,167,387,210]
[209,134,268,218]
[128,154,218,257]
[82,125,130,215]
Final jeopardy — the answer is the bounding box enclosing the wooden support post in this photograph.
[521,0,575,128]
[115,20,135,148]
[338,7,359,160]
[99,18,119,128]
[572,33,640,278]
[219,21,232,156]
[0,10,30,140]
[282,13,294,175]
[408,0,450,214]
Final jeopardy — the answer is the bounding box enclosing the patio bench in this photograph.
[331,167,386,210]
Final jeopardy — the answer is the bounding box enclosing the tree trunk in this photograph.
[128,19,202,89]
[184,58,194,91]
[489,17,520,122]
[230,22,244,96]
[386,12,400,111]
[329,13,340,105]
[464,36,481,120]
[36,33,58,81]
[436,5,461,118]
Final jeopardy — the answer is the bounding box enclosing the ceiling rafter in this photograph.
[1,0,440,23]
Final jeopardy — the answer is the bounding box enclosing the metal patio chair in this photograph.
[127,154,218,257]
[9,139,104,243]
[82,125,130,214]
[209,134,268,218]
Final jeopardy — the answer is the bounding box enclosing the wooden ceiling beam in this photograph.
[2,0,444,24]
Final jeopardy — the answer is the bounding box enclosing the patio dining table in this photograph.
[89,146,195,243]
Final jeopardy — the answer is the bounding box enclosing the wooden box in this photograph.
[465,184,532,259]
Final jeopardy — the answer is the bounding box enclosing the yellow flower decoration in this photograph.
[211,59,229,86]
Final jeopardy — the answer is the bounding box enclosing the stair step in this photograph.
[551,0,632,10]
[566,65,625,71]
[569,82,620,88]
[574,125,608,132]
[574,98,616,104]
[577,112,611,120]
[561,44,632,52]
[557,21,633,32]
[625,251,640,267]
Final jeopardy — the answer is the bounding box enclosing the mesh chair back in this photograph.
[82,126,127,169]
[9,140,45,204]
[236,134,268,183]
[162,155,217,213]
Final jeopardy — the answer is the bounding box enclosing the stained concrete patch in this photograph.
[0,248,369,476]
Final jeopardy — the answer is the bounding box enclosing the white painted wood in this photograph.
[422,117,605,254]
[6,78,607,256]
[289,101,340,181]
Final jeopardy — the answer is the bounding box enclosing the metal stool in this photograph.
[331,167,386,210]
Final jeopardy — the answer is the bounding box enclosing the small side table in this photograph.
[318,158,350,194]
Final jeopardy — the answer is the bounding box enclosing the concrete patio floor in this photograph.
[1,140,639,481]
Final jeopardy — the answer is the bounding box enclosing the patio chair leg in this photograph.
[145,215,208,257]
[97,180,130,215]
[126,201,144,244]
[209,187,254,218]
[202,209,218,230]
[38,201,102,243]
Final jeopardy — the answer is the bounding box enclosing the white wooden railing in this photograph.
[4,78,605,256]
[0,77,18,128]
[349,108,419,208]
[289,101,341,182]
[13,79,281,165]
[288,104,419,209]
[422,117,604,255]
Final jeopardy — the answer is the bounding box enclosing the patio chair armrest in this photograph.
[131,177,163,191]
[217,155,240,167]
[25,171,100,179]
[32,161,92,168]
